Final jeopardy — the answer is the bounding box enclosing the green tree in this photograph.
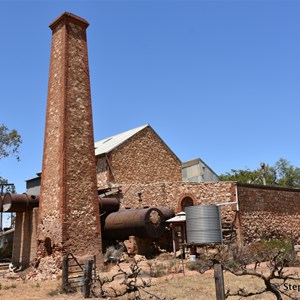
[0,124,22,193]
[219,158,300,188]
[274,158,300,188]
[219,168,262,184]
[0,124,22,161]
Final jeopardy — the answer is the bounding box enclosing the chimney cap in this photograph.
[49,12,89,30]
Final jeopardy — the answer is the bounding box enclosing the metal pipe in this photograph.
[216,201,238,207]
[2,193,39,212]
[216,186,239,212]
[99,197,120,213]
[2,194,120,213]
[235,183,240,211]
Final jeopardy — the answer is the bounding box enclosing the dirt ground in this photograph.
[0,259,300,300]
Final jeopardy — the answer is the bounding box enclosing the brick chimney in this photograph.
[37,12,102,274]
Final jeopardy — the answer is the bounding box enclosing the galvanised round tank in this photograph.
[185,205,222,244]
[103,207,165,240]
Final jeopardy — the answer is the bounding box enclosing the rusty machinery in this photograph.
[2,193,118,213]
[3,193,175,242]
[103,207,165,240]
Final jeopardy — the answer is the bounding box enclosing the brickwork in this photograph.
[12,210,37,268]
[37,12,102,274]
[96,126,182,189]
[237,184,300,243]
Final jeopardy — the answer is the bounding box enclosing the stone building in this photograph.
[120,180,300,244]
[25,123,300,246]
[94,124,182,191]
[26,123,218,195]
[13,11,300,272]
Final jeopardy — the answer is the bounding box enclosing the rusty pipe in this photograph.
[2,193,119,213]
[2,193,39,212]
[99,197,120,213]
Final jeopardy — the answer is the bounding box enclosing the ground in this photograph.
[0,258,299,299]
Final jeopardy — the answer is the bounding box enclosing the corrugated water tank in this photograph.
[185,205,222,244]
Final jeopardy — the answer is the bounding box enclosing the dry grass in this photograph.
[0,263,300,299]
[0,279,82,300]
[146,272,275,300]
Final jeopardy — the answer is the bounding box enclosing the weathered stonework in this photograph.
[120,181,234,209]
[120,181,239,242]
[120,181,300,244]
[96,156,109,189]
[96,126,182,189]
[37,12,102,274]
[237,184,300,244]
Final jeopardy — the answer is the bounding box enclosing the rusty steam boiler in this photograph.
[2,193,175,244]
[103,207,166,240]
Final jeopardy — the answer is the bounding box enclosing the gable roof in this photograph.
[94,124,149,156]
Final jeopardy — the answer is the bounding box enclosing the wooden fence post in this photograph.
[214,263,225,300]
[83,260,93,298]
[62,256,69,292]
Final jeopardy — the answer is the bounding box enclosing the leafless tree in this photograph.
[198,250,300,300]
[93,260,174,299]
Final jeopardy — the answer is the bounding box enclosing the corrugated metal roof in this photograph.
[166,211,186,223]
[94,124,149,156]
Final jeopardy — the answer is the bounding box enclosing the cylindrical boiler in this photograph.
[156,206,175,220]
[103,207,165,240]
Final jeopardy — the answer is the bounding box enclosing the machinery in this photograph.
[2,193,175,254]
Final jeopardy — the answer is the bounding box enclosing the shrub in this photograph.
[47,289,59,297]
[147,261,167,277]
[103,243,124,263]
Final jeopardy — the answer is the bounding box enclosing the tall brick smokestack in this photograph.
[37,12,102,274]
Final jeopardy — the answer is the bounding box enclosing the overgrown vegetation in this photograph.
[93,260,174,299]
[187,238,300,300]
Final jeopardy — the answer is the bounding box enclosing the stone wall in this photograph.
[96,156,108,189]
[120,181,238,242]
[108,127,182,185]
[237,184,300,244]
[120,181,234,209]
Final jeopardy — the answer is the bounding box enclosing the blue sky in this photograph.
[1,0,300,194]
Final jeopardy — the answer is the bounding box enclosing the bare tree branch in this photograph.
[93,260,170,299]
